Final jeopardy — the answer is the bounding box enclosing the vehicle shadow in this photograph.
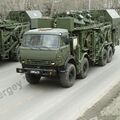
[0,61,18,67]
[25,77,63,91]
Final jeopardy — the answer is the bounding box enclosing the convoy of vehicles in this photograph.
[15,9,120,87]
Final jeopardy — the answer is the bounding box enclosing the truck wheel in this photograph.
[60,63,76,88]
[99,48,107,66]
[25,73,41,84]
[107,47,113,63]
[80,58,89,79]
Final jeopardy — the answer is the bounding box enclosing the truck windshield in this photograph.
[22,34,60,48]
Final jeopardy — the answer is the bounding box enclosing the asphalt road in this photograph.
[0,46,120,120]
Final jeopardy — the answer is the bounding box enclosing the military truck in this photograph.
[0,10,42,60]
[16,9,120,88]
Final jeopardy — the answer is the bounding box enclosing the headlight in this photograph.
[51,62,55,65]
[21,60,25,64]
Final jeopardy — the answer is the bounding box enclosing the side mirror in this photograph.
[69,37,73,42]
[64,38,70,44]
[62,36,71,45]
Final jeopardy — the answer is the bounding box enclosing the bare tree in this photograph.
[0,0,120,18]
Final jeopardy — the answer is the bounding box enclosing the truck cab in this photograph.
[17,28,77,87]
[19,28,70,67]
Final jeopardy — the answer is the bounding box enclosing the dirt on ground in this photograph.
[79,92,120,120]
[77,79,120,120]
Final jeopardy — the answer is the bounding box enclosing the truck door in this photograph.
[59,35,70,63]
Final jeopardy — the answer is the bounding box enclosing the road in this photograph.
[0,46,120,120]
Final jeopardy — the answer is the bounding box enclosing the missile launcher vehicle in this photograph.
[17,9,120,88]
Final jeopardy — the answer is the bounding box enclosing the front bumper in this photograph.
[16,68,57,76]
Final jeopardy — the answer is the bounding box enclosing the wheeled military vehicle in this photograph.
[0,10,42,60]
[17,9,120,88]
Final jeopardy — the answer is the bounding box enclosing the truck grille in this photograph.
[26,60,51,66]
[23,64,56,70]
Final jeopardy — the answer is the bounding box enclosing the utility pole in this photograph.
[89,0,91,10]
[50,0,55,17]
[75,0,79,10]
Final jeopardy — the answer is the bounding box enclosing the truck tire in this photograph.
[80,57,89,79]
[99,48,107,66]
[107,46,113,63]
[25,73,41,84]
[60,63,76,88]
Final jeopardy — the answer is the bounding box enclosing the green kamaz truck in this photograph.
[0,10,42,60]
[17,9,120,88]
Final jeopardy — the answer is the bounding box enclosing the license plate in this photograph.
[30,71,40,74]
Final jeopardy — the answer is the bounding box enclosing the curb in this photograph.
[77,81,120,120]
